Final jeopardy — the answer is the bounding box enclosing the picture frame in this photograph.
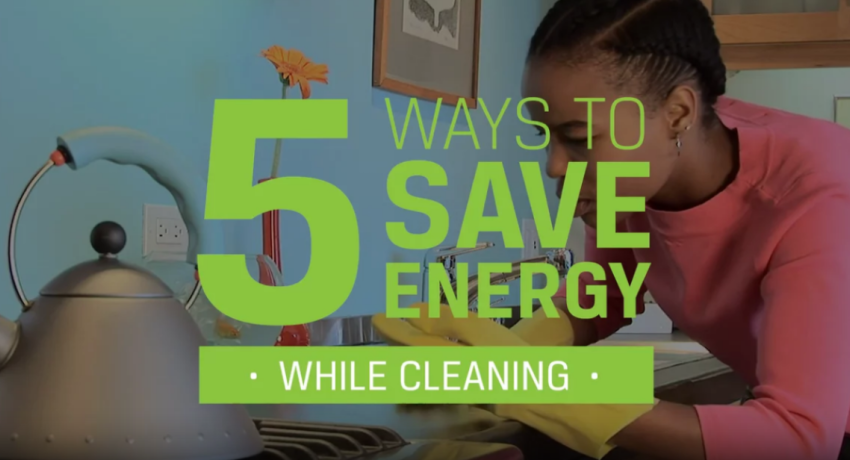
[834,95,850,129]
[372,0,482,108]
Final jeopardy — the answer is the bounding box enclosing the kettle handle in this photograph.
[56,127,224,263]
[7,127,223,311]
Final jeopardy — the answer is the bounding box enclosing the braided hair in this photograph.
[529,0,726,126]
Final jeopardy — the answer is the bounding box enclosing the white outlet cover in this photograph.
[143,204,189,262]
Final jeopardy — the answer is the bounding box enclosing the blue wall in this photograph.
[0,0,553,323]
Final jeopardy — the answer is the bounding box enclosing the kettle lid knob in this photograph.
[39,220,173,298]
[90,221,126,256]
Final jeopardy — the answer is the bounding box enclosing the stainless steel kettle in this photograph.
[0,128,264,460]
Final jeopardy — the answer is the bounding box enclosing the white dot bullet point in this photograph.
[250,372,257,380]
[591,372,598,380]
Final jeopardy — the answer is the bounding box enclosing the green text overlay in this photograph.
[199,346,654,404]
[199,98,652,326]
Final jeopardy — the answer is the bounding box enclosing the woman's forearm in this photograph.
[611,401,706,460]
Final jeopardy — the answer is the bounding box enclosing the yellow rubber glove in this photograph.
[373,303,526,346]
[510,306,575,346]
[373,303,575,346]
[371,303,657,459]
[501,307,656,458]
[404,303,529,346]
[371,310,463,346]
[493,402,657,459]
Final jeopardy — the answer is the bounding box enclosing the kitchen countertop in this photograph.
[248,332,746,459]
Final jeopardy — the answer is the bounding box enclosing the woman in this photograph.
[524,0,850,459]
[374,0,850,458]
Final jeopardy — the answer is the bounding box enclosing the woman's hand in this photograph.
[610,400,706,460]
[509,304,576,346]
[550,296,600,346]
[372,302,659,459]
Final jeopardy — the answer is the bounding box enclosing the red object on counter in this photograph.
[274,324,311,347]
[260,178,310,346]
[259,178,282,272]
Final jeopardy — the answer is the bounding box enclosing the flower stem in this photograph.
[270,82,287,178]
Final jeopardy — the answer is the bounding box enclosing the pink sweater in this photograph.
[555,97,850,459]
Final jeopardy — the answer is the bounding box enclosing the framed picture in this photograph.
[372,0,482,108]
[834,96,850,129]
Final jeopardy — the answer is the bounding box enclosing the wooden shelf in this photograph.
[703,0,850,70]
[714,11,849,44]
[722,40,850,70]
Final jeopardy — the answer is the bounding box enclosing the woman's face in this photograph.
[521,60,681,229]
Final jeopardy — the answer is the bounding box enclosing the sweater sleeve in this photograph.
[554,223,647,342]
[695,194,850,460]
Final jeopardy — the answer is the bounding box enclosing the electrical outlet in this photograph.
[143,204,188,261]
[521,218,540,259]
[156,218,186,244]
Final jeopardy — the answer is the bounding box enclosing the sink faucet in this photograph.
[439,248,574,324]
[420,242,496,302]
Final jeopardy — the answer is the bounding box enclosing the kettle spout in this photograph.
[0,316,20,369]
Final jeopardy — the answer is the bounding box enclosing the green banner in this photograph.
[199,346,654,404]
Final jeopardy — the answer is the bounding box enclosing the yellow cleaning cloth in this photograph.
[371,303,657,459]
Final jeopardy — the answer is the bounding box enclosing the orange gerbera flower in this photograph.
[261,45,328,99]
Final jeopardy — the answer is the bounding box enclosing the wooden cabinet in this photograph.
[701,0,850,69]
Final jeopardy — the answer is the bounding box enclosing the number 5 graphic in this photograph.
[198,99,358,326]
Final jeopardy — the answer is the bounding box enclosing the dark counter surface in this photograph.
[248,403,525,443]
[248,335,745,460]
